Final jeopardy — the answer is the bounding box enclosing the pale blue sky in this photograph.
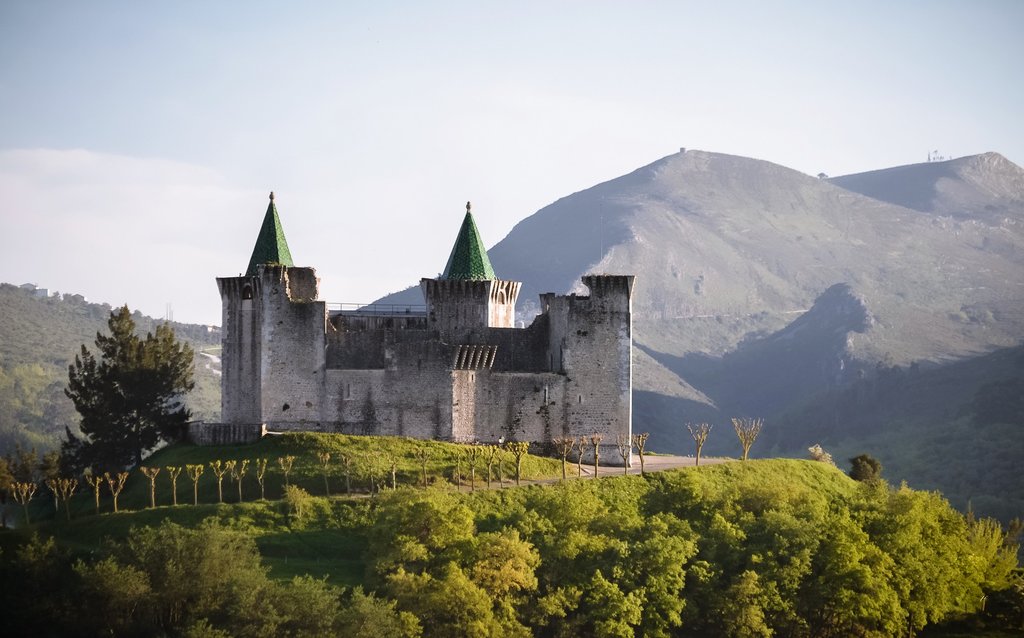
[1,1,1021,325]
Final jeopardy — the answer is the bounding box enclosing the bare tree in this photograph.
[209,460,230,503]
[687,423,713,466]
[338,454,355,495]
[614,435,631,475]
[317,451,331,496]
[484,445,500,489]
[731,417,763,461]
[494,446,506,488]
[230,459,249,502]
[44,477,60,513]
[165,466,183,506]
[278,455,296,488]
[254,458,269,500]
[414,445,432,488]
[12,481,37,525]
[104,471,128,513]
[506,441,530,486]
[589,434,604,479]
[807,444,835,466]
[84,472,103,514]
[56,477,78,520]
[465,445,481,492]
[632,432,650,475]
[185,464,204,505]
[140,466,161,508]
[552,437,576,481]
[576,436,586,477]
[384,452,398,490]
[452,452,463,492]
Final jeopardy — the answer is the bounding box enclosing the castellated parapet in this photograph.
[191,197,635,463]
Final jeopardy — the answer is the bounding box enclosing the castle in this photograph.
[192,194,634,460]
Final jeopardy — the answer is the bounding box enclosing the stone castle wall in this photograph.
[217,265,633,462]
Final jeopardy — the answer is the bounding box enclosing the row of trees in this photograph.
[5,435,611,525]
[683,416,764,464]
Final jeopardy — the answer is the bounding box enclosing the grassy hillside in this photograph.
[0,283,221,455]
[3,452,1019,637]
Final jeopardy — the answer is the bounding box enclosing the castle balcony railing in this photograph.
[327,302,427,317]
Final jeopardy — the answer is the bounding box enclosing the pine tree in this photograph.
[64,306,194,471]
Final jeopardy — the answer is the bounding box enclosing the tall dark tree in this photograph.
[64,306,194,471]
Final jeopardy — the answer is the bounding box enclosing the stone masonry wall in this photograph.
[217,276,262,424]
[187,422,266,445]
[258,266,327,428]
[542,275,635,464]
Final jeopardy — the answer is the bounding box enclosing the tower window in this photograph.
[242,284,253,300]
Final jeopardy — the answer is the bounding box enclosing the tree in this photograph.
[84,472,103,514]
[465,445,480,492]
[589,434,604,479]
[552,437,576,481]
[12,481,37,525]
[230,459,249,502]
[615,435,631,475]
[185,464,204,505]
[209,460,230,503]
[64,306,194,470]
[0,457,13,528]
[414,446,432,489]
[278,455,296,487]
[105,471,128,512]
[166,466,183,506]
[849,454,883,482]
[506,441,530,486]
[338,454,355,495]
[55,477,78,520]
[632,432,650,475]
[140,466,161,508]
[731,417,763,461]
[484,444,500,489]
[687,423,712,466]
[576,436,586,477]
[317,451,331,496]
[40,451,61,511]
[808,444,835,466]
[254,458,269,500]
[384,452,398,490]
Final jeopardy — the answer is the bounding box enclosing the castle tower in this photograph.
[421,202,521,336]
[217,193,325,427]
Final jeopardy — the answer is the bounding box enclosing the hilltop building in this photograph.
[192,194,635,460]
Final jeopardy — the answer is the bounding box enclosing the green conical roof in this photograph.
[246,192,294,276]
[441,203,496,280]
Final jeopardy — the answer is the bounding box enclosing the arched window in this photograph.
[241,284,253,300]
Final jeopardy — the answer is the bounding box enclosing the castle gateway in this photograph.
[195,195,634,460]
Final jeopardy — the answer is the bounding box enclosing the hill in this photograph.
[2,449,1019,637]
[0,283,221,455]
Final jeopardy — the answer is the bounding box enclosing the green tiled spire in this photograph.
[246,192,294,276]
[442,202,496,280]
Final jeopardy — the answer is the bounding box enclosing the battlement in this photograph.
[421,277,521,333]
[582,274,636,299]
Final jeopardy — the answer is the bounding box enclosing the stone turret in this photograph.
[217,193,325,427]
[421,203,521,336]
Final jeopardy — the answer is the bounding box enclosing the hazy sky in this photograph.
[1,1,1021,326]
